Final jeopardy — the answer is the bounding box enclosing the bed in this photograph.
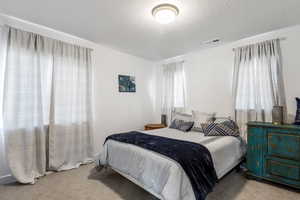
[98,127,246,200]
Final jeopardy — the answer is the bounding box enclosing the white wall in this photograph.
[159,25,300,121]
[0,14,158,181]
[93,45,158,152]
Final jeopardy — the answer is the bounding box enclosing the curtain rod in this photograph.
[162,60,185,65]
[0,24,94,51]
[232,37,287,51]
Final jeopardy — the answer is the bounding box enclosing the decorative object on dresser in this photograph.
[144,123,166,130]
[247,122,300,189]
[272,105,284,125]
[294,97,300,125]
[161,114,167,126]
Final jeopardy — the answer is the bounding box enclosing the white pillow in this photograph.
[192,111,216,132]
[171,111,193,123]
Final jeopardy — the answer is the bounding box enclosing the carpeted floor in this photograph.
[0,164,299,200]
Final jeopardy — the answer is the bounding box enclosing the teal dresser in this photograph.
[247,122,300,189]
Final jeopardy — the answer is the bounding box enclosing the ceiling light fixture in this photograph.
[152,4,179,24]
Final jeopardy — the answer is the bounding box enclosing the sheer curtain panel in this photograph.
[49,42,94,171]
[232,39,286,139]
[161,61,187,125]
[0,26,53,183]
[0,26,10,180]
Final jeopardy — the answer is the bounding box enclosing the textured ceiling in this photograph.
[1,0,300,60]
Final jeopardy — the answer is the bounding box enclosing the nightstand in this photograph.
[247,122,300,189]
[144,124,167,131]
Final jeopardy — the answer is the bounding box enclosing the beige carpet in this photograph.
[0,164,299,200]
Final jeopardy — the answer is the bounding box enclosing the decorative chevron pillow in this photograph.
[202,120,240,137]
[191,111,216,132]
[294,97,300,125]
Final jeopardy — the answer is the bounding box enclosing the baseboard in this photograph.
[0,174,15,184]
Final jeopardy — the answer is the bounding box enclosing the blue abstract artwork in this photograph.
[118,75,136,92]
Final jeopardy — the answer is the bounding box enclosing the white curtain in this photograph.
[48,41,94,171]
[0,26,53,183]
[0,26,11,179]
[161,61,187,125]
[0,26,93,183]
[233,39,286,139]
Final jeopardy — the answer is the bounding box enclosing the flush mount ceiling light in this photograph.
[152,4,179,24]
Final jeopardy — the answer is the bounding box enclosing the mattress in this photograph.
[99,128,246,200]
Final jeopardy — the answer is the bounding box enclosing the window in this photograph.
[234,56,274,111]
[0,28,92,128]
[173,66,187,108]
[161,61,187,123]
[233,39,286,138]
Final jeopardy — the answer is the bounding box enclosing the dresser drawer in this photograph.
[267,132,300,161]
[266,159,300,181]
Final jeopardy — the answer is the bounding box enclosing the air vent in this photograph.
[202,38,221,45]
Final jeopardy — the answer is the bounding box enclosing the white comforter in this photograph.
[99,128,245,200]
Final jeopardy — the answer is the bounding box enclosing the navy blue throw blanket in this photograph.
[105,131,218,200]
